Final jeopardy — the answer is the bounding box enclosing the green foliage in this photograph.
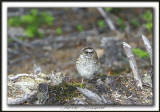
[104,8,122,14]
[18,37,25,41]
[8,38,14,43]
[8,16,22,27]
[142,10,153,32]
[98,20,106,28]
[56,27,63,35]
[22,14,35,23]
[131,18,139,27]
[25,25,38,38]
[76,24,84,32]
[117,18,126,29]
[132,48,149,58]
[104,8,113,12]
[41,12,55,25]
[30,9,38,16]
[64,8,69,10]
[39,32,45,38]
[8,9,55,38]
[146,22,152,32]
[142,10,152,22]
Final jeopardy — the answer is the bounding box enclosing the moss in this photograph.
[48,82,84,104]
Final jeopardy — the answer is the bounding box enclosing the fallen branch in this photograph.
[31,29,98,48]
[123,42,143,89]
[141,35,152,65]
[8,48,19,55]
[8,31,34,48]
[8,12,21,18]
[77,87,103,104]
[97,8,116,31]
[9,55,30,64]
[8,73,34,81]
[73,98,86,104]
[8,90,37,104]
[8,8,24,18]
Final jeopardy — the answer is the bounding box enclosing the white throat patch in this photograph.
[80,55,84,58]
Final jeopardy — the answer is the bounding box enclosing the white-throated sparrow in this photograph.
[76,47,101,83]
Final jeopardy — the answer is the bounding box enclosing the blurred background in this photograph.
[7,8,153,78]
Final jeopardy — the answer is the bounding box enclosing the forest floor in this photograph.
[7,8,153,105]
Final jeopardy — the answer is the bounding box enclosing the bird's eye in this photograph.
[83,51,88,54]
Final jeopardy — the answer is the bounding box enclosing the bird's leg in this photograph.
[81,77,84,84]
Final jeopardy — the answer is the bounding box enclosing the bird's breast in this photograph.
[76,57,99,78]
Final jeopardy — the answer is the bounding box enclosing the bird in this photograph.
[76,47,101,83]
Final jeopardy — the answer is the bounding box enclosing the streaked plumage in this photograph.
[76,47,101,79]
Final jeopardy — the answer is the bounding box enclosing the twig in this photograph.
[8,90,37,104]
[33,64,42,75]
[8,31,34,48]
[77,87,103,104]
[42,88,49,104]
[73,98,86,104]
[97,8,116,31]
[31,29,98,48]
[123,42,143,89]
[53,29,98,42]
[8,12,21,18]
[19,8,24,18]
[141,35,152,65]
[8,48,19,55]
[8,73,34,81]
[9,55,30,64]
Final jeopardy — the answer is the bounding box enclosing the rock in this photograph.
[50,72,65,86]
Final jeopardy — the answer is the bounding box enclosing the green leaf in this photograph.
[41,11,51,18]
[18,37,25,41]
[104,8,112,12]
[77,24,83,32]
[142,10,153,32]
[25,26,38,38]
[132,48,149,58]
[30,9,38,16]
[117,18,126,29]
[131,18,139,27]
[8,9,55,39]
[142,10,152,22]
[146,22,152,32]
[22,14,35,23]
[40,12,55,25]
[45,16,55,25]
[117,18,123,24]
[8,38,14,43]
[56,27,63,35]
[8,16,21,27]
[64,8,69,10]
[98,20,106,28]
[39,32,44,38]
